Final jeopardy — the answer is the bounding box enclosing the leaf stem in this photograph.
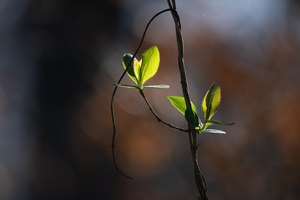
[139,91,188,132]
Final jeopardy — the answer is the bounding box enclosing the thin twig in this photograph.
[167,0,208,199]
[111,8,171,179]
[139,90,188,132]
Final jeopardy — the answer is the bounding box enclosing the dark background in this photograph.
[0,0,300,199]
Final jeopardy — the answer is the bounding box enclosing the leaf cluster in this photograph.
[168,83,233,134]
[117,46,169,91]
[117,46,233,134]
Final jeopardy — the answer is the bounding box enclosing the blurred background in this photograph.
[0,0,300,199]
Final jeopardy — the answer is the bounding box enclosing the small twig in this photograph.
[111,8,172,179]
[167,0,208,199]
[139,90,188,132]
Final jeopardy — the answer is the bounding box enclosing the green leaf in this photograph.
[202,84,214,119]
[122,54,141,85]
[139,46,160,85]
[133,59,142,84]
[205,120,234,126]
[167,96,186,115]
[114,83,138,89]
[185,107,200,127]
[201,91,207,117]
[167,96,200,126]
[201,83,221,120]
[143,84,170,89]
[202,129,226,134]
[210,86,221,119]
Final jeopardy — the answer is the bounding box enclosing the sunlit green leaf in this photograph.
[202,83,215,119]
[143,85,170,89]
[210,86,221,119]
[167,96,187,115]
[167,96,196,115]
[202,129,226,134]
[139,46,160,85]
[201,91,208,119]
[133,59,141,84]
[167,96,200,126]
[201,83,222,120]
[122,54,141,85]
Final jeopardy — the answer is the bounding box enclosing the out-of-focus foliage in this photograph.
[1,0,300,200]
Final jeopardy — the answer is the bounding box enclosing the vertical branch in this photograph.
[167,0,208,199]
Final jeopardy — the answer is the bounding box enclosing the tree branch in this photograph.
[167,1,208,199]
